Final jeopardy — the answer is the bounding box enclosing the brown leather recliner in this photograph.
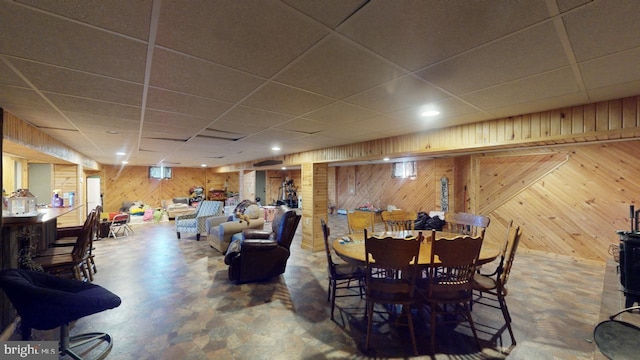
[224,208,301,284]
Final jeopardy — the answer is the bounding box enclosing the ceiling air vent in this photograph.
[253,160,282,167]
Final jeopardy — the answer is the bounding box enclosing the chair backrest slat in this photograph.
[381,210,417,231]
[364,229,422,295]
[72,210,96,261]
[499,225,522,288]
[444,212,490,237]
[347,211,375,235]
[428,229,483,296]
[321,219,337,276]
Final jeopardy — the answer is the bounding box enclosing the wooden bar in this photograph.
[1,205,83,332]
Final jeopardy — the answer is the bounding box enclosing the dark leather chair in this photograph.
[224,208,301,284]
[0,269,121,360]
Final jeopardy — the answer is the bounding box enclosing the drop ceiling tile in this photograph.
[275,35,406,99]
[417,22,569,95]
[401,112,491,134]
[563,0,640,61]
[339,0,549,70]
[351,114,415,135]
[0,62,28,87]
[587,80,640,103]
[130,152,167,166]
[283,0,367,28]
[304,102,379,124]
[16,0,153,40]
[434,113,495,130]
[199,128,245,141]
[315,123,381,140]
[0,85,51,108]
[65,112,140,131]
[487,92,590,118]
[0,2,148,82]
[556,0,592,13]
[156,1,327,77]
[392,97,482,123]
[144,109,212,130]
[45,93,141,120]
[11,59,143,106]
[275,118,329,134]
[139,138,183,153]
[81,130,138,146]
[580,47,640,90]
[241,83,334,116]
[0,104,70,129]
[182,136,237,152]
[146,88,233,119]
[150,49,264,102]
[245,128,307,144]
[141,124,194,140]
[344,75,449,113]
[217,106,293,129]
[460,68,580,111]
[207,120,266,137]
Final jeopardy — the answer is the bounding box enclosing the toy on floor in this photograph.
[153,208,164,223]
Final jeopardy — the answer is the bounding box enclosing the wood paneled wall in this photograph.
[336,162,438,213]
[481,141,640,262]
[301,163,328,251]
[333,140,640,262]
[102,165,241,213]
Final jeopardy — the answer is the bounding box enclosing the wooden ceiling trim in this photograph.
[3,111,100,169]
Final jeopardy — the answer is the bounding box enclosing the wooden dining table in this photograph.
[332,230,500,266]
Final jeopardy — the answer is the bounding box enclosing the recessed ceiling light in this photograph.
[421,110,440,117]
[116,152,126,156]
[121,161,128,165]
[272,146,281,151]
[281,167,286,170]
[383,157,390,161]
[201,164,207,167]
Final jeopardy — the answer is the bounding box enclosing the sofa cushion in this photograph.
[244,204,261,220]
[173,197,189,205]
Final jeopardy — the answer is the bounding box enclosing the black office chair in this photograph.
[0,269,121,360]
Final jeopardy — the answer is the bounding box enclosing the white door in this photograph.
[86,177,101,214]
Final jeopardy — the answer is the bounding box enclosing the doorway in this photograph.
[28,163,51,206]
[86,176,101,214]
[256,171,266,206]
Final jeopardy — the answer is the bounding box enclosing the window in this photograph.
[149,166,172,179]
[392,161,417,179]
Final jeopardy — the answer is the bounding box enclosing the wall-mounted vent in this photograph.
[253,160,283,167]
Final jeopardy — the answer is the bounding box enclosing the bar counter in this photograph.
[1,205,83,334]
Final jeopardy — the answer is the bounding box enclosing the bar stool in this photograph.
[0,269,121,360]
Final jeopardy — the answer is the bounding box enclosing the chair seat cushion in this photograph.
[333,263,364,279]
[472,273,498,291]
[0,269,121,330]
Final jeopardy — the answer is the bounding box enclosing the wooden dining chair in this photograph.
[347,210,375,235]
[381,210,417,232]
[444,212,490,237]
[320,219,364,320]
[364,229,422,356]
[34,211,96,281]
[472,224,523,347]
[51,205,102,278]
[418,229,484,353]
